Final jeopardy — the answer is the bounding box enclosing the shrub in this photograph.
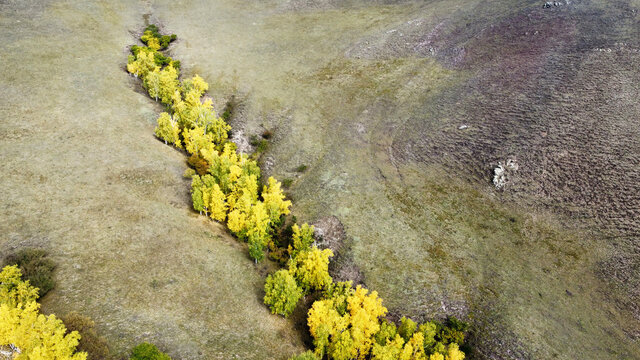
[130,342,171,360]
[61,312,110,360]
[187,154,209,176]
[289,351,318,360]
[249,135,269,153]
[282,178,294,188]
[3,248,55,297]
[295,164,308,173]
[183,168,196,178]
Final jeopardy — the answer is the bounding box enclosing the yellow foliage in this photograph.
[208,184,228,222]
[183,74,209,97]
[290,247,333,291]
[126,50,157,79]
[158,65,179,104]
[183,127,214,155]
[0,266,86,360]
[146,37,161,51]
[227,209,247,234]
[445,343,465,360]
[430,354,444,360]
[0,265,38,308]
[346,286,388,359]
[371,335,405,360]
[262,177,292,224]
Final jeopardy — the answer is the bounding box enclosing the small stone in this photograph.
[458,125,469,130]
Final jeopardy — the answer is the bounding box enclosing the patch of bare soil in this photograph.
[313,216,365,286]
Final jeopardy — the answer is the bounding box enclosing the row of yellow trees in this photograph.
[127,25,468,360]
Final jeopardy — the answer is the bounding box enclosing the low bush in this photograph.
[187,154,209,176]
[61,312,110,360]
[130,342,171,360]
[3,248,55,297]
[282,178,294,188]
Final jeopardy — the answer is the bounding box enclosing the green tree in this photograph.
[398,316,417,342]
[263,269,303,317]
[190,175,205,215]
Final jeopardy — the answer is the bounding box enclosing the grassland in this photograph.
[0,2,304,359]
[1,0,639,359]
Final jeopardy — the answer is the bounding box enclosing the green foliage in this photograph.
[398,316,417,342]
[130,342,171,360]
[374,319,398,346]
[289,223,315,259]
[437,317,468,346]
[61,313,110,360]
[296,164,308,172]
[3,248,56,298]
[140,25,176,50]
[263,269,303,317]
[249,135,269,153]
[282,178,294,188]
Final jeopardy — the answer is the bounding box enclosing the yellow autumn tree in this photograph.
[262,177,292,224]
[444,343,465,360]
[290,247,334,292]
[307,297,347,359]
[158,65,179,104]
[208,183,228,222]
[289,223,315,258]
[127,49,157,79]
[182,74,209,97]
[0,265,38,308]
[144,69,162,101]
[154,112,181,148]
[183,126,214,155]
[307,285,388,360]
[371,335,405,360]
[0,266,87,360]
[346,286,388,359]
